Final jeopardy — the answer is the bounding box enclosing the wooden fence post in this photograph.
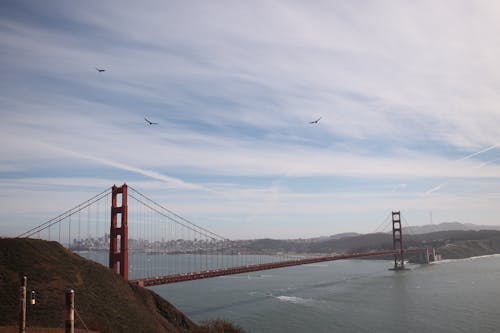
[18,276,27,333]
[65,289,74,333]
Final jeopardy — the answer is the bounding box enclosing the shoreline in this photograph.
[431,252,500,264]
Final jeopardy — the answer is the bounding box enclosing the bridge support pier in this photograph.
[412,247,441,264]
[390,211,406,270]
[423,247,440,263]
[425,248,433,264]
[109,183,128,280]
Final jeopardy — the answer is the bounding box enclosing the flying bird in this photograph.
[309,117,322,124]
[144,117,159,125]
[95,67,106,72]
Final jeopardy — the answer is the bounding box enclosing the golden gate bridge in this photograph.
[17,184,437,287]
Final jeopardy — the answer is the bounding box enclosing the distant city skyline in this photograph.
[1,1,500,239]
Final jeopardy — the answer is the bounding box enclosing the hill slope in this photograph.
[0,238,240,333]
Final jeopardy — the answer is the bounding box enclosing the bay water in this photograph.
[150,255,500,333]
[79,251,500,332]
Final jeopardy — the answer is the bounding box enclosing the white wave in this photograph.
[468,253,500,260]
[430,259,458,265]
[275,295,312,305]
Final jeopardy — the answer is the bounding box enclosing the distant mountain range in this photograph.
[305,232,361,242]
[239,223,500,259]
[404,222,500,234]
[317,222,500,239]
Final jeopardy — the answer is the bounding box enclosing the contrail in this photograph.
[456,144,498,161]
[44,144,212,192]
[423,183,444,196]
[423,144,498,196]
[476,156,500,169]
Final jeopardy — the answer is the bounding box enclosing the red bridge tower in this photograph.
[391,211,405,270]
[109,184,129,280]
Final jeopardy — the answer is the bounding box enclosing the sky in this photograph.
[1,0,500,239]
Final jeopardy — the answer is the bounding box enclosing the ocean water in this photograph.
[149,256,500,333]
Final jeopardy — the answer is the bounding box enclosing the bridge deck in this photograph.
[132,248,428,287]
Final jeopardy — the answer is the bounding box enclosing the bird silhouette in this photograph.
[95,67,106,73]
[309,117,322,124]
[144,117,159,125]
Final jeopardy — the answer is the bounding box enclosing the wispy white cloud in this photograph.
[3,1,500,147]
[2,1,500,237]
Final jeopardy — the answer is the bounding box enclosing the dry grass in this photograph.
[0,238,195,332]
[197,319,248,333]
[0,238,246,333]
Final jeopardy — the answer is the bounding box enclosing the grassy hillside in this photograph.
[437,238,500,259]
[0,238,244,333]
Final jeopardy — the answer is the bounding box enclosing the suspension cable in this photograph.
[129,186,229,241]
[129,193,220,241]
[129,188,299,262]
[17,187,111,238]
[401,214,418,247]
[372,211,392,234]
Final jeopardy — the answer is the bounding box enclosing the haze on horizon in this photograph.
[1,0,500,239]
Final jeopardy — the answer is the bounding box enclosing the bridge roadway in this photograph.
[132,248,429,287]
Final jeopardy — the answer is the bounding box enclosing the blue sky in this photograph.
[1,0,500,238]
